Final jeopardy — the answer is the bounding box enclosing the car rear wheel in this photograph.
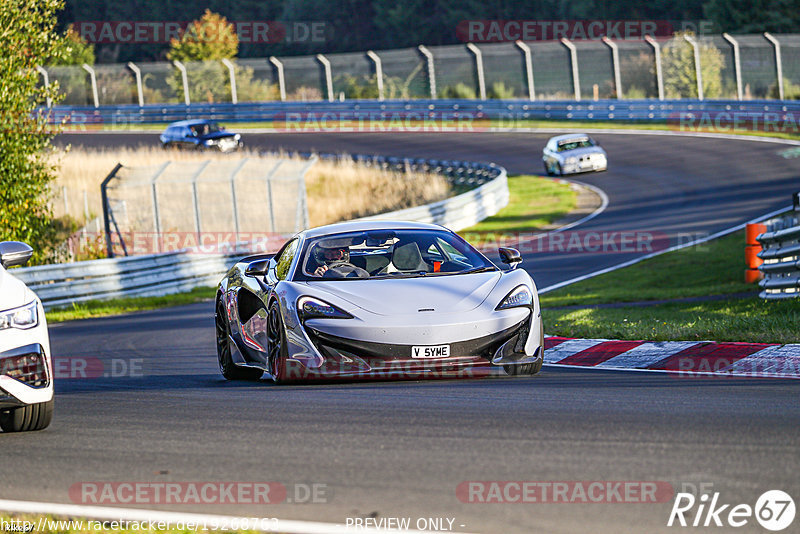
[215,300,263,381]
[0,399,53,432]
[267,301,289,384]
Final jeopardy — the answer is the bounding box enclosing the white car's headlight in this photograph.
[565,156,578,165]
[0,301,39,330]
[496,286,533,310]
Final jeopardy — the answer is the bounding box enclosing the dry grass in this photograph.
[49,146,451,229]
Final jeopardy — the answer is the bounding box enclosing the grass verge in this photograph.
[541,232,754,307]
[459,174,577,236]
[541,231,800,343]
[46,286,216,323]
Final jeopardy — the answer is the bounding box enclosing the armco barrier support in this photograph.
[13,157,508,310]
[757,196,800,299]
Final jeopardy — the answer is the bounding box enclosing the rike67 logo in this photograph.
[668,490,795,531]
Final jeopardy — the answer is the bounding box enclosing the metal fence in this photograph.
[101,157,315,257]
[757,195,800,299]
[41,33,800,107]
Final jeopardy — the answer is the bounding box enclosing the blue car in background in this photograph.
[160,120,243,152]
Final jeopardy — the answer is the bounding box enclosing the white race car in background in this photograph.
[543,134,607,176]
[0,242,53,432]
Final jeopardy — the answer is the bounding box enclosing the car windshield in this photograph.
[296,229,496,281]
[189,122,222,136]
[557,137,595,151]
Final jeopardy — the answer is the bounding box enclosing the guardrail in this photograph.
[757,195,800,299]
[13,157,507,310]
[47,98,800,128]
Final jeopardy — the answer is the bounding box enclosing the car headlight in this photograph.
[565,156,578,165]
[496,285,533,311]
[0,301,39,330]
[297,296,353,320]
[203,139,216,146]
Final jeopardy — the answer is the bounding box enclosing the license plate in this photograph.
[411,345,450,359]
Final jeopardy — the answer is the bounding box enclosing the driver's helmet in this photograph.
[313,240,350,267]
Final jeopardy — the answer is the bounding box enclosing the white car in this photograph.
[543,134,608,176]
[0,242,53,432]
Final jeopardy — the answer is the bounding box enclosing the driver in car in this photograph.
[313,244,350,277]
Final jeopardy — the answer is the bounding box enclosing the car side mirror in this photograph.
[0,241,34,268]
[245,258,271,277]
[498,247,522,270]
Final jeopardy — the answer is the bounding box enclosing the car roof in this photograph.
[549,133,591,143]
[167,119,215,127]
[301,220,445,240]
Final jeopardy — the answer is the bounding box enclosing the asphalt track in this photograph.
[1,131,798,533]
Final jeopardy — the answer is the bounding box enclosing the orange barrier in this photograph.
[745,223,766,283]
[746,223,766,246]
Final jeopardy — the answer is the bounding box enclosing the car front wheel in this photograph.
[0,400,53,432]
[267,301,290,384]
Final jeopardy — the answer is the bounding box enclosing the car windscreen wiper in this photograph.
[375,270,427,278]
[461,266,497,274]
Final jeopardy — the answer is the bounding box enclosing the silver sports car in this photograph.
[215,221,544,383]
[542,134,607,176]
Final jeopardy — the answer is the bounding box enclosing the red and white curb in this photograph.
[544,337,800,379]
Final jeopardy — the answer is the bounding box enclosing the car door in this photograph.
[180,126,197,149]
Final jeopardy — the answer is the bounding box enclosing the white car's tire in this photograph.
[0,399,53,432]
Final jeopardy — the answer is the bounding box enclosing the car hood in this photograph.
[306,272,502,316]
[201,131,237,140]
[0,268,35,311]
[559,146,606,158]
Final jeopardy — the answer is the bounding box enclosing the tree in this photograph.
[167,10,238,103]
[661,31,725,99]
[704,0,800,33]
[166,10,276,103]
[49,25,95,65]
[167,9,238,62]
[0,0,66,262]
